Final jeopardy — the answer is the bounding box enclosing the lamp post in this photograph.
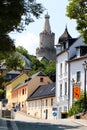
[83,61,87,113]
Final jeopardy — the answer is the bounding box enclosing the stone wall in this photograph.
[36,47,56,61]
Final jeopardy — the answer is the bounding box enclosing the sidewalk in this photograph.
[16,111,87,127]
[72,119,87,127]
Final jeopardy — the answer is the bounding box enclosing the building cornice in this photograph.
[68,54,87,63]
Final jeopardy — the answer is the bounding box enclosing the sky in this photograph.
[10,0,80,56]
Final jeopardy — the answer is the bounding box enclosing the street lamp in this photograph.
[83,61,87,113]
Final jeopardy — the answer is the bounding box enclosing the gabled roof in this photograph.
[31,71,46,79]
[27,82,55,101]
[12,82,28,91]
[6,72,28,85]
[11,71,47,91]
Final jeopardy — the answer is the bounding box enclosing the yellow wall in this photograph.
[6,73,28,108]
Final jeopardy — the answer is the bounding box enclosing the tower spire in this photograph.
[43,12,51,33]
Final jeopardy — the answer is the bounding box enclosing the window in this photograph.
[60,84,62,97]
[8,75,12,80]
[77,71,81,82]
[22,89,24,95]
[60,63,62,75]
[46,99,48,106]
[40,77,43,82]
[64,106,67,112]
[35,101,37,108]
[65,82,67,95]
[65,62,67,73]
[25,88,26,94]
[28,103,30,110]
[18,90,21,96]
[41,100,44,106]
[63,42,66,50]
[51,98,53,106]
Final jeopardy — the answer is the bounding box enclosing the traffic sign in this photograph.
[53,112,57,117]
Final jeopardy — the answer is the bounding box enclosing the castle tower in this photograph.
[36,13,56,61]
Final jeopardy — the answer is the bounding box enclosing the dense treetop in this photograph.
[66,0,87,43]
[0,0,44,58]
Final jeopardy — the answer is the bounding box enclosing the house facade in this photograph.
[68,37,87,107]
[27,82,56,120]
[6,73,28,108]
[56,27,77,118]
[11,71,52,112]
[11,82,28,112]
[56,27,87,119]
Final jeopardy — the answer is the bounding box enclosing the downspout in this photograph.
[41,99,42,119]
[67,51,70,111]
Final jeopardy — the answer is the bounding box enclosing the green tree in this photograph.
[0,0,44,33]
[0,89,5,100]
[0,0,44,57]
[0,34,15,60]
[29,56,45,75]
[16,46,56,81]
[66,0,87,43]
[44,61,56,82]
[16,46,31,60]
[6,52,25,71]
[0,76,9,99]
[68,92,87,117]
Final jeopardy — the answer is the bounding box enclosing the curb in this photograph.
[72,119,87,127]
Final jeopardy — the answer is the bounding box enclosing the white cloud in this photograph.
[11,32,39,56]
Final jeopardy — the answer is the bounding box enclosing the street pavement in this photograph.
[0,111,87,130]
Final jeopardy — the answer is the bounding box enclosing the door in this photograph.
[45,109,48,119]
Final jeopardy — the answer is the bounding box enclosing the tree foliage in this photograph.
[6,52,25,71]
[0,0,44,57]
[68,92,87,116]
[44,61,56,82]
[0,76,9,100]
[66,0,87,43]
[16,46,31,60]
[0,34,15,60]
[0,0,44,33]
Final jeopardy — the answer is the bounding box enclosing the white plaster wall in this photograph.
[69,37,85,59]
[70,58,87,107]
[56,51,69,118]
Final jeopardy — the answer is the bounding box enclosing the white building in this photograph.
[68,37,87,107]
[56,27,87,119]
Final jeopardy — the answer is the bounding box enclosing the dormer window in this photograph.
[63,42,66,50]
[40,77,43,82]
[66,41,68,48]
